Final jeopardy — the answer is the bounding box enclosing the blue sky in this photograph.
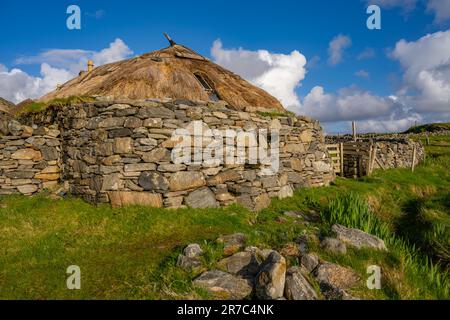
[0,0,449,133]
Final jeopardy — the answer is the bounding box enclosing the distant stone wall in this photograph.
[326,137,425,177]
[0,118,61,195]
[8,99,335,210]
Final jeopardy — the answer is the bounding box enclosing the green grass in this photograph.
[404,123,450,134]
[0,136,449,300]
[16,96,95,116]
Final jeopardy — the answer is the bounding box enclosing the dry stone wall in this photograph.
[10,99,336,210]
[0,116,62,195]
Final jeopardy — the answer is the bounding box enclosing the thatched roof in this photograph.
[39,42,285,111]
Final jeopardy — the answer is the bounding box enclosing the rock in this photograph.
[278,185,294,199]
[300,253,319,273]
[107,191,163,208]
[109,128,133,138]
[40,146,59,161]
[102,174,122,191]
[124,163,156,172]
[284,267,318,300]
[137,106,175,119]
[217,251,261,278]
[124,117,143,128]
[279,243,300,258]
[17,184,38,194]
[142,148,171,162]
[138,172,169,191]
[313,161,332,172]
[98,117,125,128]
[217,233,246,256]
[11,149,42,161]
[332,224,387,251]
[114,137,133,154]
[321,237,347,255]
[207,170,241,186]
[177,255,203,273]
[255,251,286,300]
[320,285,360,300]
[314,263,360,290]
[193,270,253,300]
[184,244,203,258]
[158,163,186,172]
[254,192,271,212]
[299,131,313,143]
[185,187,218,209]
[169,171,206,191]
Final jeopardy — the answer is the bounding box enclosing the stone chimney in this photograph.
[87,60,94,73]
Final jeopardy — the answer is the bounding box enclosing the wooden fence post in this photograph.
[412,145,417,172]
[340,142,344,177]
[352,121,357,142]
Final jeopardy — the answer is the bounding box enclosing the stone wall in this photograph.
[326,137,425,177]
[0,117,62,195]
[15,99,335,210]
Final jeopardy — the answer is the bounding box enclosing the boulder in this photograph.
[321,237,347,255]
[184,244,203,258]
[217,233,246,256]
[185,187,218,209]
[314,263,360,290]
[284,267,318,300]
[217,251,261,278]
[300,253,320,273]
[255,251,286,300]
[332,224,387,251]
[177,255,203,273]
[193,270,253,300]
[107,191,163,208]
[169,171,206,191]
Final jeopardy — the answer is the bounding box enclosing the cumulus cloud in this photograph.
[1,39,133,103]
[427,0,450,24]
[355,70,370,78]
[357,47,376,60]
[364,0,418,13]
[391,30,450,113]
[327,34,352,66]
[211,39,307,109]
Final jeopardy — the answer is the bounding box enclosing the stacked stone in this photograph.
[15,98,336,210]
[372,139,424,169]
[0,119,61,195]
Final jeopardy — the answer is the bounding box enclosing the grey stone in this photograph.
[184,244,203,258]
[255,251,286,300]
[137,106,175,119]
[217,251,261,278]
[332,224,387,251]
[185,187,218,209]
[177,255,203,273]
[108,128,133,138]
[284,267,318,300]
[300,253,319,273]
[39,146,59,161]
[142,148,171,163]
[193,270,253,300]
[138,172,169,191]
[217,233,246,256]
[321,237,347,255]
[314,263,360,290]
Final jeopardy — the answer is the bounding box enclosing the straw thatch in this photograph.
[40,44,285,111]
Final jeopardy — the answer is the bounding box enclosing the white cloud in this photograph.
[427,0,450,24]
[328,34,352,66]
[211,39,307,109]
[357,47,376,60]
[301,86,395,122]
[355,70,370,78]
[1,39,133,103]
[392,30,450,113]
[364,0,418,13]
